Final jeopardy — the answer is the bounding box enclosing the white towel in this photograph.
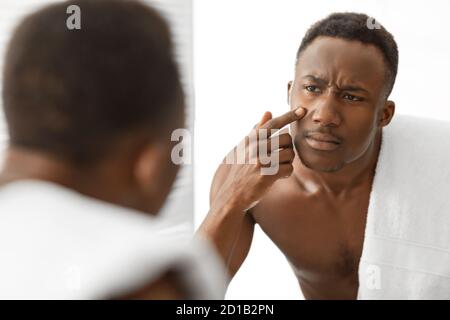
[0,180,228,299]
[357,114,450,299]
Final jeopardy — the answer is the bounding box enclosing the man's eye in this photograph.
[304,85,321,93]
[343,94,362,101]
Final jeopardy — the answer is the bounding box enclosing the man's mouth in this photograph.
[306,132,341,144]
[304,132,342,151]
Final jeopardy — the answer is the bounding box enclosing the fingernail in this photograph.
[295,107,305,116]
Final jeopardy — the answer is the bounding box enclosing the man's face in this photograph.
[289,36,393,172]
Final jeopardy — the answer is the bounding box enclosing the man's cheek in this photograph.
[290,93,308,109]
[290,123,305,143]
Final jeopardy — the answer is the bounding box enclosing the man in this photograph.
[198,12,399,299]
[0,0,233,299]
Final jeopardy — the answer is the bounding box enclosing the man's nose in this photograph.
[310,95,341,127]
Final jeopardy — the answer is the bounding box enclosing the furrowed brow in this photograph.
[338,85,369,94]
[301,75,327,85]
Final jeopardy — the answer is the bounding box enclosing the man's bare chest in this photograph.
[253,189,371,279]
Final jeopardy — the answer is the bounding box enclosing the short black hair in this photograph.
[2,0,183,166]
[296,12,398,98]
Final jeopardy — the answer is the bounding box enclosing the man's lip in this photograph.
[305,136,341,151]
[306,133,342,144]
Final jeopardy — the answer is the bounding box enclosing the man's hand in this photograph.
[210,106,306,213]
[197,107,306,279]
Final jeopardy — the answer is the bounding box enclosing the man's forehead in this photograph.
[296,36,386,86]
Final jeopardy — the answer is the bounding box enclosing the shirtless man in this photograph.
[198,12,397,299]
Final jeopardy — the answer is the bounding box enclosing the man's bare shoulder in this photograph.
[250,174,314,225]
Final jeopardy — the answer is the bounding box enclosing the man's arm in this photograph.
[208,162,256,279]
[197,107,306,280]
[226,211,256,278]
[197,203,255,280]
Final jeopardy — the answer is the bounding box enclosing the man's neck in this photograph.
[0,146,131,207]
[294,130,382,197]
[0,147,77,186]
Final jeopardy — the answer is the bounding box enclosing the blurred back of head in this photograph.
[2,0,184,167]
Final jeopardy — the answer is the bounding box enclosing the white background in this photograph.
[193,0,450,299]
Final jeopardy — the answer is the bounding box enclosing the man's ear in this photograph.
[378,100,395,127]
[287,80,293,105]
[133,143,164,198]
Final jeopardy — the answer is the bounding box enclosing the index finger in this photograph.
[259,107,306,134]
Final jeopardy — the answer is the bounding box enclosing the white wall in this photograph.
[193,0,450,299]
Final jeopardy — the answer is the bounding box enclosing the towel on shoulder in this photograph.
[0,180,228,299]
[358,114,450,299]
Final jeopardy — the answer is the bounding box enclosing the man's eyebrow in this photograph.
[337,85,369,94]
[301,75,327,84]
[301,75,369,94]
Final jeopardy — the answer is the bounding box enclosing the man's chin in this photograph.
[294,138,345,173]
[298,153,345,173]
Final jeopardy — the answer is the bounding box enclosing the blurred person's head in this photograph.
[288,12,397,172]
[1,0,184,214]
